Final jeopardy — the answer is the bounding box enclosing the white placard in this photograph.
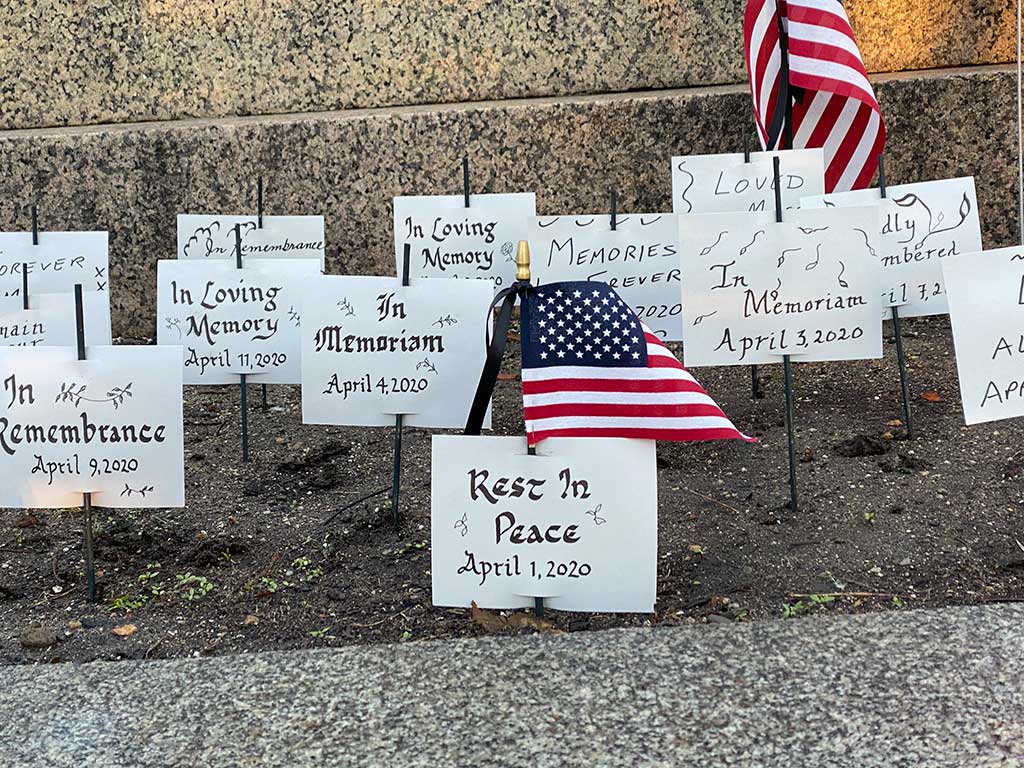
[802,177,981,317]
[680,206,883,366]
[393,193,536,292]
[528,213,683,340]
[301,275,492,428]
[431,435,657,612]
[0,292,111,348]
[671,149,825,215]
[0,232,110,299]
[943,246,1024,425]
[157,258,321,384]
[0,345,184,508]
[176,215,326,267]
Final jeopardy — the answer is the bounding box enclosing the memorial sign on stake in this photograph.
[393,193,536,292]
[0,232,109,299]
[0,293,111,347]
[156,258,321,384]
[671,149,825,215]
[176,214,326,267]
[679,205,883,367]
[0,345,185,508]
[802,177,982,317]
[301,275,493,428]
[943,246,1024,425]
[528,213,683,339]
[430,435,657,612]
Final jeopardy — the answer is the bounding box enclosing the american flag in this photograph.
[521,282,754,446]
[744,0,885,192]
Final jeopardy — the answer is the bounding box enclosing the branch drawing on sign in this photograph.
[699,231,728,257]
[692,311,718,326]
[778,248,800,268]
[433,314,458,328]
[287,306,301,327]
[738,230,765,256]
[121,483,155,499]
[502,241,515,262]
[183,222,220,258]
[56,382,134,410]
[771,278,782,301]
[538,218,559,229]
[165,317,182,339]
[837,260,849,288]
[798,226,828,235]
[676,162,695,213]
[337,298,355,317]
[454,513,469,537]
[894,191,972,249]
[585,504,607,526]
[640,216,663,226]
[416,358,438,374]
[853,228,878,258]
[805,244,822,271]
[574,218,595,228]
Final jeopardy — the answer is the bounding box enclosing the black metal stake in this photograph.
[235,224,251,463]
[257,176,269,412]
[610,190,617,231]
[30,205,38,246]
[774,156,798,513]
[391,244,412,530]
[21,265,28,311]
[746,140,761,399]
[74,284,97,601]
[463,157,471,208]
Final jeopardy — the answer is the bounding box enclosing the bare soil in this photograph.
[2,316,1023,664]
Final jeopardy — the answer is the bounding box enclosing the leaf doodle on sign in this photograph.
[770,278,782,301]
[416,357,437,374]
[585,504,607,526]
[692,311,718,326]
[287,306,300,327]
[805,244,822,271]
[853,228,878,257]
[120,483,155,499]
[699,231,728,257]
[894,191,972,249]
[433,314,458,328]
[502,241,515,262]
[640,216,663,226]
[56,382,133,410]
[778,248,800,268]
[574,218,595,228]
[738,230,765,256]
[454,513,468,537]
[837,260,849,288]
[164,317,182,339]
[336,298,355,317]
[798,226,828,235]
[676,161,695,213]
[537,218,559,228]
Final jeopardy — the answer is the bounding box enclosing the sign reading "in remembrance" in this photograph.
[177,215,326,268]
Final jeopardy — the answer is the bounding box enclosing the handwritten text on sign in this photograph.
[0,232,109,300]
[301,276,492,428]
[431,435,657,612]
[671,149,825,215]
[177,215,326,267]
[680,206,883,366]
[157,259,321,384]
[0,293,111,348]
[942,246,1023,425]
[393,193,536,292]
[802,177,981,318]
[0,345,184,509]
[529,214,682,340]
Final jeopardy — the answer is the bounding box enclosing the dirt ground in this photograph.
[2,316,1023,664]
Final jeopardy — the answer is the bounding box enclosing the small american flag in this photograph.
[521,282,754,446]
[744,0,885,192]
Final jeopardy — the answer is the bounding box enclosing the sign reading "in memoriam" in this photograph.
[679,206,883,367]
[157,259,321,384]
[0,232,110,299]
[431,436,657,612]
[393,193,536,292]
[943,246,1024,425]
[176,215,326,268]
[528,214,682,339]
[0,293,111,348]
[301,276,492,428]
[0,345,184,508]
[671,149,825,215]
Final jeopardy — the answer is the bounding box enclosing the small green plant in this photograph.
[175,573,214,601]
[111,593,147,611]
[261,577,280,593]
[808,594,835,607]
[863,510,877,525]
[309,626,331,638]
[782,601,806,619]
[400,630,413,642]
[892,595,905,609]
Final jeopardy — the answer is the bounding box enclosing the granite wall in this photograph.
[0,66,1016,338]
[0,0,1016,130]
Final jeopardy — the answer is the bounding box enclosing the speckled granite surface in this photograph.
[1,605,1022,767]
[0,1,1015,130]
[0,65,1015,338]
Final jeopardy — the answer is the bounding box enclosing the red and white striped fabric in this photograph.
[520,281,754,446]
[744,0,885,192]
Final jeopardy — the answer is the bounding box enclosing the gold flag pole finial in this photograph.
[515,240,531,282]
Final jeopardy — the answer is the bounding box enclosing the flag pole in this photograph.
[777,1,794,150]
[744,134,763,400]
[774,157,799,514]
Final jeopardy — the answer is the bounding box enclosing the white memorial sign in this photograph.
[0,345,184,508]
[431,435,657,612]
[680,206,883,366]
[177,215,326,267]
[671,149,825,215]
[528,214,682,339]
[393,193,536,291]
[802,177,981,317]
[0,232,109,299]
[157,258,321,384]
[302,276,492,428]
[943,246,1024,425]
[0,293,111,348]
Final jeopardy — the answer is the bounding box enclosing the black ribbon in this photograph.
[464,281,531,435]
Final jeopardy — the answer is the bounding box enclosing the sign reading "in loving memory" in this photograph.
[176,215,326,268]
[0,345,184,508]
[431,436,657,612]
[528,214,682,339]
[0,232,110,299]
[393,193,536,292]
[157,259,321,384]
[301,276,492,428]
[679,206,883,366]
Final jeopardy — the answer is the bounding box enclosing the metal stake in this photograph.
[534,596,544,618]
[782,354,798,513]
[30,205,38,246]
[463,157,471,208]
[74,285,97,601]
[391,244,412,530]
[746,141,761,399]
[235,224,251,463]
[610,190,618,231]
[257,176,269,411]
[21,264,29,310]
